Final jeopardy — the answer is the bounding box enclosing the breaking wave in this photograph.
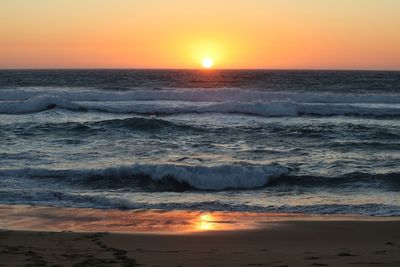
[0,163,290,191]
[2,164,399,192]
[0,87,400,117]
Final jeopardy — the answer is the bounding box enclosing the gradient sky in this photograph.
[1,0,399,69]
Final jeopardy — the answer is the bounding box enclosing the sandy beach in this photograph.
[1,205,400,267]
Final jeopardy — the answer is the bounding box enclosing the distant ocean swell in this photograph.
[0,117,198,134]
[2,117,399,143]
[1,88,400,117]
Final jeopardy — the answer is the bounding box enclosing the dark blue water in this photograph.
[1,70,399,215]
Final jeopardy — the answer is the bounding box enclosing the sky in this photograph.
[1,0,399,70]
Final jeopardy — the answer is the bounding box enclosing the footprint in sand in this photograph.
[349,261,384,265]
[337,252,358,257]
[305,256,319,260]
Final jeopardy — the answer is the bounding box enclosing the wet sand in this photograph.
[1,205,400,266]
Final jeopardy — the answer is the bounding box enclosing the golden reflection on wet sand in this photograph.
[193,213,242,231]
[0,205,261,233]
[196,213,215,231]
[0,205,383,234]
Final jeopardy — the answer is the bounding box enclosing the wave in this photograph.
[83,100,400,117]
[88,117,202,132]
[2,164,399,192]
[0,163,290,191]
[269,172,400,190]
[1,95,400,117]
[0,95,83,114]
[2,87,400,103]
[0,117,197,134]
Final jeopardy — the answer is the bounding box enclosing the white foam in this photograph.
[70,100,400,117]
[130,163,288,190]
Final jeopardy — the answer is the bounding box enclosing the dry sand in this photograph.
[0,205,400,267]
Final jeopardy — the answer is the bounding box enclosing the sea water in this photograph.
[0,70,399,215]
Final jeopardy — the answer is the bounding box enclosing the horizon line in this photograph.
[0,67,399,72]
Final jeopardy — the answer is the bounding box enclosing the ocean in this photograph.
[0,69,399,216]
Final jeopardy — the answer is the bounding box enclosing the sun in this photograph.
[201,57,214,68]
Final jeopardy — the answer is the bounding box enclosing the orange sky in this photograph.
[1,0,399,70]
